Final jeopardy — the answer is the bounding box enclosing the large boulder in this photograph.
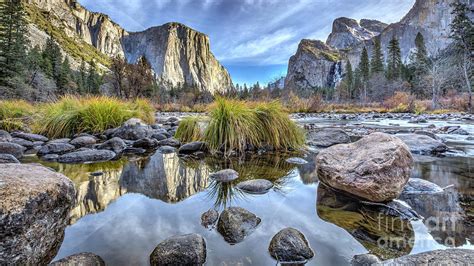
[0,164,75,264]
[396,134,448,155]
[70,136,97,148]
[37,143,76,156]
[268,228,314,263]
[217,207,261,244]
[149,234,206,265]
[58,149,116,163]
[0,142,26,159]
[97,137,127,154]
[316,132,413,202]
[379,249,474,265]
[307,128,351,147]
[11,131,48,142]
[0,153,20,163]
[111,119,154,140]
[49,252,105,266]
[201,209,219,228]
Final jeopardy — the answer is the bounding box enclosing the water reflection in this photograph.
[316,184,415,260]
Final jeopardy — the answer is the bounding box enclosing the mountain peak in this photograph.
[326,17,387,50]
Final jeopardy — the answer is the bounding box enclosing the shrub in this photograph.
[384,91,414,112]
[175,116,204,143]
[34,95,155,138]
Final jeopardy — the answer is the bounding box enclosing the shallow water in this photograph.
[23,119,474,265]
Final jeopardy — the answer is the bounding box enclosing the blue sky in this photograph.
[79,0,415,85]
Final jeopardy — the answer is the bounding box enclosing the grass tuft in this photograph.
[34,95,155,138]
[175,116,204,143]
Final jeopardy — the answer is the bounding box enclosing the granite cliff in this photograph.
[26,0,232,93]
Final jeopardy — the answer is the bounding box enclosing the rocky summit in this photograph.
[326,17,387,50]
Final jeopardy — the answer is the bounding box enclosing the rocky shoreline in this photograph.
[0,112,473,264]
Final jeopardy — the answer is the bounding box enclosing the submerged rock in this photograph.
[401,178,443,195]
[70,136,97,147]
[379,249,474,265]
[97,137,127,154]
[37,143,76,156]
[49,252,105,266]
[268,228,314,263]
[217,207,261,244]
[201,209,219,228]
[42,154,59,162]
[236,179,273,194]
[351,254,381,265]
[178,141,208,155]
[210,169,239,182]
[286,157,308,165]
[316,133,413,202]
[58,149,116,163]
[0,164,75,264]
[11,131,48,142]
[0,142,26,159]
[0,153,20,163]
[396,134,448,155]
[308,128,351,147]
[149,234,206,265]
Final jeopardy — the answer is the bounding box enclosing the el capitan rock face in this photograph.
[122,23,233,94]
[27,0,233,94]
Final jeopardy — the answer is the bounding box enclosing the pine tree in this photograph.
[414,32,428,68]
[370,37,384,75]
[345,60,353,97]
[0,0,29,84]
[86,60,101,94]
[353,68,362,100]
[449,2,473,112]
[358,47,370,102]
[387,35,402,80]
[56,57,72,94]
[76,60,87,94]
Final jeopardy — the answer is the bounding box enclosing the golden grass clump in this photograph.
[34,95,155,138]
[175,116,204,143]
[176,97,305,155]
[0,99,35,131]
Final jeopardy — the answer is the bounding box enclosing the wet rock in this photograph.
[217,207,261,244]
[97,137,127,154]
[178,141,208,155]
[0,130,11,142]
[379,249,474,265]
[0,164,75,264]
[308,128,351,147]
[157,137,181,147]
[111,119,154,140]
[0,142,26,159]
[351,254,381,265]
[286,157,308,164]
[210,169,239,182]
[42,154,59,162]
[133,137,159,149]
[11,131,48,142]
[414,130,441,141]
[151,133,168,141]
[236,179,273,194]
[70,136,97,147]
[47,138,71,144]
[0,153,20,163]
[449,128,469,135]
[49,252,105,266]
[401,178,443,195]
[316,133,413,202]
[58,149,116,163]
[396,134,448,155]
[11,138,34,149]
[149,234,206,265]
[201,209,219,228]
[268,228,314,263]
[158,145,176,154]
[408,117,427,124]
[37,143,76,156]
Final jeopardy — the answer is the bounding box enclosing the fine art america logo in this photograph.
[376,212,460,249]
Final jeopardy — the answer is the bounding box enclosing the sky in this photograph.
[79,0,415,86]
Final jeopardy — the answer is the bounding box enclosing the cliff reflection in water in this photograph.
[316,184,415,260]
